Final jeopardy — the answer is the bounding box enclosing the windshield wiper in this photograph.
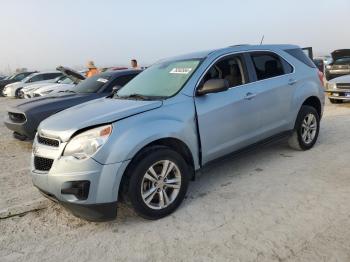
[64,90,76,93]
[115,93,152,100]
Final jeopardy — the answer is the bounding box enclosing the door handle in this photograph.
[288,79,298,85]
[244,92,256,100]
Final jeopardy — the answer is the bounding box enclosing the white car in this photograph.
[20,75,66,98]
[3,71,63,98]
[32,66,86,97]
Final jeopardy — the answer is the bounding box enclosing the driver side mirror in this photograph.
[196,79,229,96]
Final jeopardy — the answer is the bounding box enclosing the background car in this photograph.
[32,66,86,97]
[4,69,141,140]
[325,49,350,80]
[21,66,85,98]
[325,74,350,103]
[313,58,325,73]
[0,71,37,96]
[20,75,67,98]
[3,71,63,98]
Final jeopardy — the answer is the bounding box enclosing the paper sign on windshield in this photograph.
[169,68,192,74]
[97,78,108,83]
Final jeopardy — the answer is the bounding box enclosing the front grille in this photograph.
[337,83,350,90]
[37,135,60,147]
[34,156,54,171]
[8,112,26,123]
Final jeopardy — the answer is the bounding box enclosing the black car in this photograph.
[0,71,37,96]
[4,69,141,140]
[325,49,350,80]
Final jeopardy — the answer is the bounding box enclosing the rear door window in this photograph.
[250,52,287,80]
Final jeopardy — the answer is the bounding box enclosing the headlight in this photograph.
[326,65,332,69]
[63,125,112,160]
[326,82,337,89]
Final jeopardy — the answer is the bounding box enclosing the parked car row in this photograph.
[2,71,63,97]
[0,71,37,96]
[1,44,326,222]
[5,69,141,140]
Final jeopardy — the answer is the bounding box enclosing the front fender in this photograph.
[93,97,200,169]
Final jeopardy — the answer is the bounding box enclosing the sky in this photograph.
[0,0,349,74]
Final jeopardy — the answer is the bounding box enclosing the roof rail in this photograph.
[227,44,250,48]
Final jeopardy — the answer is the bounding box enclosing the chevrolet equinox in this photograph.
[31,45,325,221]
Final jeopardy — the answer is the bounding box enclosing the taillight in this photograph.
[318,70,324,87]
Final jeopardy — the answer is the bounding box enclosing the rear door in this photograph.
[245,51,295,138]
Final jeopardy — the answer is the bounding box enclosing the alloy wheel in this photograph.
[141,160,181,210]
[301,113,317,144]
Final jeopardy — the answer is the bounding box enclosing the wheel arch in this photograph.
[118,137,196,200]
[302,96,322,119]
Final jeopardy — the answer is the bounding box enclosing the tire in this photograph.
[15,88,21,98]
[288,105,320,151]
[329,98,343,104]
[125,146,190,220]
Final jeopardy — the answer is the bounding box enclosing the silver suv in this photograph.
[31,45,325,221]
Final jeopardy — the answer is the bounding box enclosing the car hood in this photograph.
[35,83,75,94]
[329,74,350,84]
[22,82,54,92]
[331,49,350,61]
[38,98,163,142]
[5,82,22,89]
[56,66,86,84]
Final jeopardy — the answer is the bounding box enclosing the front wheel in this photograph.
[125,147,190,219]
[288,105,320,151]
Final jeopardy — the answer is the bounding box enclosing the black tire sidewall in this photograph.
[15,88,21,98]
[295,106,320,150]
[127,147,190,219]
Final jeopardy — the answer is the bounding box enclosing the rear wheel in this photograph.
[125,147,190,219]
[288,105,320,151]
[329,98,343,104]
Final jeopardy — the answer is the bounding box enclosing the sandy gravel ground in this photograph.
[0,97,349,262]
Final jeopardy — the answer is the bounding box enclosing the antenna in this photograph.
[260,35,265,45]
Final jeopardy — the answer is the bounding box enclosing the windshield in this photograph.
[22,74,35,83]
[334,57,350,65]
[60,77,74,84]
[116,59,201,99]
[13,73,30,81]
[71,74,111,93]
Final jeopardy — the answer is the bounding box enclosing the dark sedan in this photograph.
[0,71,37,96]
[4,69,141,140]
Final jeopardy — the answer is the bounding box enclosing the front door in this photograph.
[195,54,262,164]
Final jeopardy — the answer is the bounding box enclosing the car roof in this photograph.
[163,44,300,61]
[96,69,142,79]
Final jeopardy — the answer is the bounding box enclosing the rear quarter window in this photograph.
[285,48,316,68]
